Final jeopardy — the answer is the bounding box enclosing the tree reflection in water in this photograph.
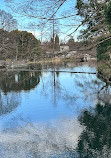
[0,62,110,157]
[77,101,111,158]
[0,92,20,116]
[0,70,41,116]
[0,71,41,93]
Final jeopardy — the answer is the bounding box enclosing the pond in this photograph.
[0,61,111,158]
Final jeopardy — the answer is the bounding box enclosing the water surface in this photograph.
[0,61,110,157]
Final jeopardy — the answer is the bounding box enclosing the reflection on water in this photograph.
[77,102,111,158]
[0,92,20,116]
[0,70,41,117]
[0,61,110,157]
[0,71,41,93]
[0,117,82,158]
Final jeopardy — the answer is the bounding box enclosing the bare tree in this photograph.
[0,9,17,31]
[5,0,75,40]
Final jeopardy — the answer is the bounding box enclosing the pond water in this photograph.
[0,61,111,158]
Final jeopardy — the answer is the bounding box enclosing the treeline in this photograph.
[0,9,41,61]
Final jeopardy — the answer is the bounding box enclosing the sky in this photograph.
[0,0,81,42]
[0,0,5,9]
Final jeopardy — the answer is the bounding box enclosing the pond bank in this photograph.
[0,58,83,69]
[0,57,97,71]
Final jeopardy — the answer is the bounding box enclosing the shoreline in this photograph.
[0,57,97,71]
[27,57,77,64]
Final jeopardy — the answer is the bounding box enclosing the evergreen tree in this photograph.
[67,36,74,50]
[55,34,60,50]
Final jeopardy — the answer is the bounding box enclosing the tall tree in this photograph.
[55,34,60,50]
[0,29,16,59]
[11,30,41,60]
[67,36,75,50]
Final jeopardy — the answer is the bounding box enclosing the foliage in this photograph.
[49,34,60,50]
[11,30,41,59]
[0,29,15,59]
[98,53,110,61]
[97,37,111,61]
[0,29,41,60]
[104,1,111,26]
[76,0,106,40]
[96,1,111,61]
[0,9,41,60]
[76,0,111,62]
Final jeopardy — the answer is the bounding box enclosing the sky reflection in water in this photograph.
[0,62,110,157]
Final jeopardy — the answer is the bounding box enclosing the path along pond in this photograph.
[0,61,110,158]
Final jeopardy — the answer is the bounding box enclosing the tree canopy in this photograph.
[0,29,41,60]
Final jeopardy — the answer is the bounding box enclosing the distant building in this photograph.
[60,46,69,52]
[83,54,91,62]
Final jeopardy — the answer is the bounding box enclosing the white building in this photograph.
[60,46,69,52]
